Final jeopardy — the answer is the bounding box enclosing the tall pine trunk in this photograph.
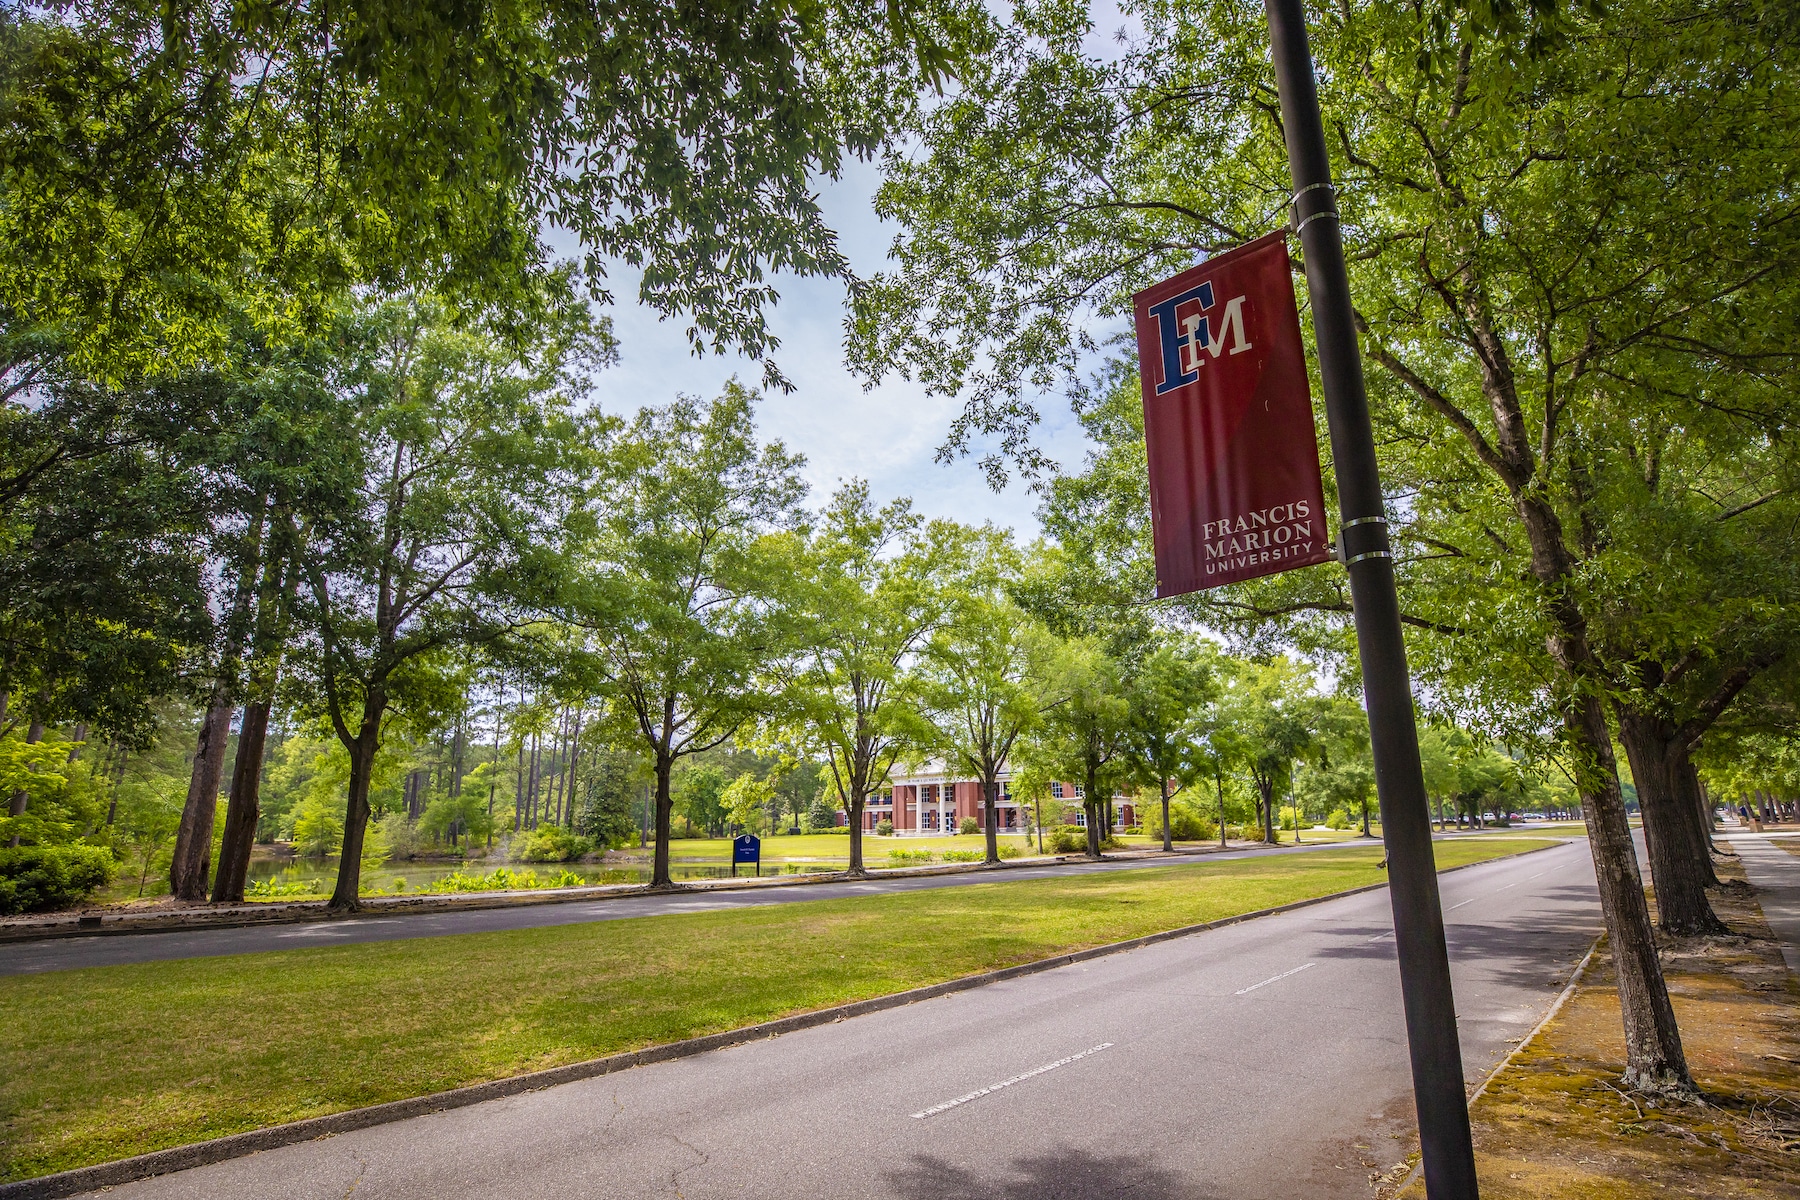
[170,695,232,900]
[6,717,45,846]
[1158,777,1173,852]
[211,698,272,902]
[1616,707,1727,936]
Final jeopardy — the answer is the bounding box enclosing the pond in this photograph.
[244,854,842,898]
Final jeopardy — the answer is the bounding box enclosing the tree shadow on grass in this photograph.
[883,1148,1213,1200]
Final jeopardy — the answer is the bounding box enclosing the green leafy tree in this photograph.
[848,0,1800,1091]
[781,481,968,874]
[285,295,597,909]
[1120,634,1221,852]
[572,390,806,884]
[916,580,1050,863]
[1017,635,1130,857]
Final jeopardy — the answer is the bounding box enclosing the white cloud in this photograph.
[575,159,1102,538]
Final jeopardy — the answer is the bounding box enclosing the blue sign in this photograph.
[733,835,761,864]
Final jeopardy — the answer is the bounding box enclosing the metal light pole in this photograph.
[1261,0,1481,1193]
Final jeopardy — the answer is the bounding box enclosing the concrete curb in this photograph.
[0,840,1568,1200]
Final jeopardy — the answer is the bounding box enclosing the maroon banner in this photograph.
[1132,231,1330,596]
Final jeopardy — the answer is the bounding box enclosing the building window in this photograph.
[1051,783,1064,799]
[1074,785,1085,798]
[1074,811,1087,827]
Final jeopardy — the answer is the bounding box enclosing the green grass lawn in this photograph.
[0,837,1561,1181]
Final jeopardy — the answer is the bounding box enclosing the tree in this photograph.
[722,775,776,837]
[917,577,1049,863]
[847,0,1800,1093]
[0,0,984,386]
[1221,659,1319,845]
[572,388,806,887]
[1017,635,1130,857]
[782,482,968,874]
[285,295,596,909]
[1120,635,1220,852]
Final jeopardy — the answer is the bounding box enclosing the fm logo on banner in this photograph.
[1132,231,1330,597]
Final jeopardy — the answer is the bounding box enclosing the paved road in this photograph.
[1,832,1555,976]
[77,839,1602,1200]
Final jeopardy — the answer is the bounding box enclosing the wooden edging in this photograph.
[0,841,1568,1200]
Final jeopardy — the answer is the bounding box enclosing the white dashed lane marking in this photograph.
[911,1043,1114,1119]
[1234,962,1316,995]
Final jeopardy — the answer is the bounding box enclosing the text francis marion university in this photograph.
[1200,499,1318,576]
[1132,232,1332,596]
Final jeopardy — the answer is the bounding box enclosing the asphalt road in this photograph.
[1,832,1556,976]
[75,838,1603,1200]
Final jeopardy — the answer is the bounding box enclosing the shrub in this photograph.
[886,848,933,865]
[1048,825,1088,854]
[997,844,1025,859]
[875,819,894,836]
[958,817,979,835]
[422,866,581,893]
[1326,809,1352,831]
[0,844,117,914]
[1143,802,1216,842]
[942,849,981,862]
[1123,825,1143,835]
[247,878,323,900]
[517,826,593,863]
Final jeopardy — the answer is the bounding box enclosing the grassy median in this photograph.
[1,837,1559,1181]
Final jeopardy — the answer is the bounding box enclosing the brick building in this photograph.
[857,760,1136,834]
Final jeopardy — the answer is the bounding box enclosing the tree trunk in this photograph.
[1616,707,1727,936]
[1159,777,1173,852]
[6,717,45,846]
[984,777,1001,864]
[1215,768,1228,847]
[1083,764,1102,857]
[848,792,867,874]
[651,750,675,888]
[329,723,380,911]
[211,698,272,902]
[170,695,232,900]
[1567,695,1693,1092]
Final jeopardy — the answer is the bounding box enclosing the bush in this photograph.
[997,844,1025,859]
[958,817,979,835]
[1123,825,1143,835]
[1143,802,1215,842]
[886,848,934,865]
[422,866,584,893]
[516,826,593,863]
[1048,825,1088,854]
[0,844,117,914]
[942,848,982,862]
[247,877,323,899]
[875,819,894,836]
[1325,809,1352,831]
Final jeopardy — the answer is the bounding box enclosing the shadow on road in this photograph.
[1310,884,1599,991]
[883,1148,1213,1200]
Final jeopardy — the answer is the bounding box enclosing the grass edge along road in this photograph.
[1,838,1560,1182]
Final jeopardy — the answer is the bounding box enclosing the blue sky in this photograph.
[578,157,1103,539]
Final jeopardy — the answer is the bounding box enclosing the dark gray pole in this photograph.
[1261,0,1480,1195]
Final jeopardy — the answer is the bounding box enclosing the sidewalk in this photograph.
[1725,834,1800,978]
